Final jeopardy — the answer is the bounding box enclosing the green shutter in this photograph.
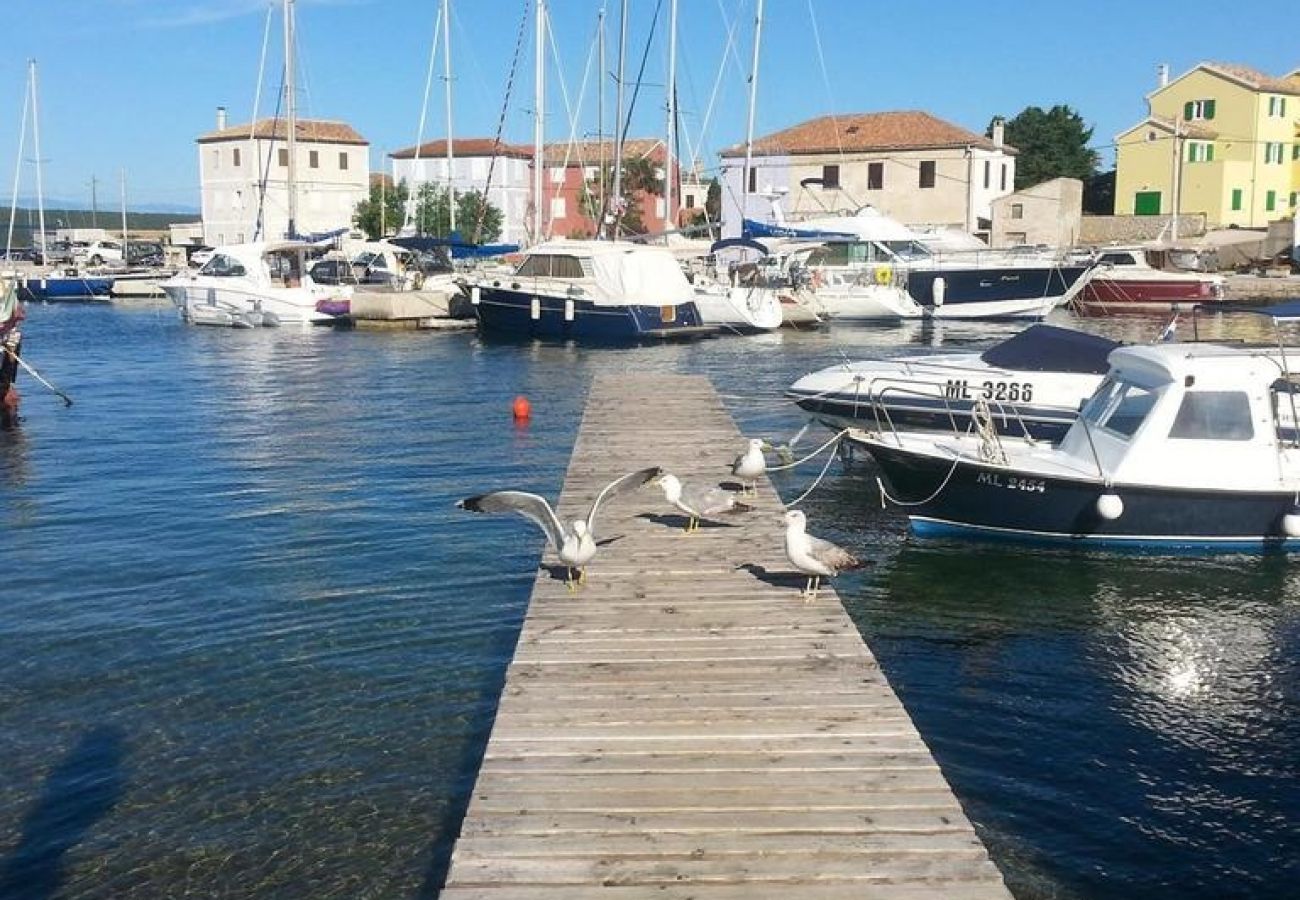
[1206,144,1214,162]
[1266,190,1276,212]
[1293,144,1300,160]
[1184,101,1194,120]
[1205,99,1215,119]
[1282,98,1287,116]
[1231,189,1242,211]
[1134,191,1162,215]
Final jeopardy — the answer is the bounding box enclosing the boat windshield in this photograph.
[1080,376,1160,439]
[881,240,932,262]
[516,254,587,279]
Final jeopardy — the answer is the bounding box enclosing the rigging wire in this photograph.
[473,0,532,245]
[406,3,445,232]
[543,5,600,239]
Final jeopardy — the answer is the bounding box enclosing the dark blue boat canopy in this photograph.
[980,324,1120,374]
[1200,300,1300,321]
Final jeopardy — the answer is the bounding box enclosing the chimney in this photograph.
[991,117,1005,149]
[1157,64,1169,88]
[216,106,228,130]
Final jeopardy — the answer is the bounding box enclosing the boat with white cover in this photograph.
[855,332,1300,550]
[787,324,1118,441]
[467,240,714,342]
[161,242,350,327]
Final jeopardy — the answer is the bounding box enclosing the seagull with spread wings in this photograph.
[457,466,661,589]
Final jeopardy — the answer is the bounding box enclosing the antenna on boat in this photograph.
[120,168,128,264]
[664,0,678,237]
[609,0,628,240]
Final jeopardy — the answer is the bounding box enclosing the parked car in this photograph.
[126,243,164,267]
[187,246,215,267]
[73,240,125,266]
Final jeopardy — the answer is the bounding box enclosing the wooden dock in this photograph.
[443,373,1012,899]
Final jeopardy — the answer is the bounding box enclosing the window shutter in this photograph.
[1231,189,1242,211]
[1183,101,1194,120]
[1266,190,1276,212]
[1206,144,1214,162]
[1204,99,1215,119]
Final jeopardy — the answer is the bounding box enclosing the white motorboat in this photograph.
[1074,247,1226,314]
[858,336,1300,550]
[161,242,351,327]
[691,282,783,332]
[787,323,1119,441]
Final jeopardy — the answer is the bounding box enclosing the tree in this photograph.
[990,105,1099,191]
[580,157,664,237]
[1083,169,1116,216]
[410,184,504,243]
[705,177,721,221]
[353,176,407,239]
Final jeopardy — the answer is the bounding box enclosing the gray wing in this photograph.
[585,466,662,531]
[806,534,861,572]
[687,485,739,516]
[729,452,746,476]
[458,490,565,551]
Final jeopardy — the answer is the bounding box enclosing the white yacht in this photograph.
[161,242,350,327]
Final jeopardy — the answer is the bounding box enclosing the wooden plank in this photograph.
[443,373,1011,897]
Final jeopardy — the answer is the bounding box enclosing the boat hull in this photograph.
[1076,274,1224,310]
[20,276,113,301]
[907,265,1090,317]
[163,280,337,326]
[474,286,714,342]
[866,439,1300,550]
[792,391,1078,442]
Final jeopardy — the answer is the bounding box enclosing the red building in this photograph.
[537,139,687,239]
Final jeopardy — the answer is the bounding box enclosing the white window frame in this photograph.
[550,196,566,218]
[549,166,565,184]
[1187,99,1211,120]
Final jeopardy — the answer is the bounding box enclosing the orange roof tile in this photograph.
[1200,62,1300,96]
[720,111,1013,158]
[198,118,367,145]
[390,137,533,160]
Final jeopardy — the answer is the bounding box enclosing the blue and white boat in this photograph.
[787,324,1118,442]
[749,205,1094,320]
[18,268,113,302]
[468,241,715,342]
[857,339,1300,550]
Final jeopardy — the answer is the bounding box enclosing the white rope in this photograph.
[782,438,840,509]
[766,428,848,472]
[875,450,964,509]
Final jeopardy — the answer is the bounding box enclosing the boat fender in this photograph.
[933,276,946,307]
[1096,493,1124,521]
[874,264,892,286]
[564,297,575,322]
[530,296,541,321]
[470,285,481,306]
[1282,507,1300,538]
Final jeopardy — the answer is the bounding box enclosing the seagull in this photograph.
[654,472,753,533]
[457,466,661,589]
[783,509,864,601]
[730,438,770,495]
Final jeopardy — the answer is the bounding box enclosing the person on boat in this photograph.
[0,281,24,428]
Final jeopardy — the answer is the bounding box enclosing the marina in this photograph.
[1,303,1298,898]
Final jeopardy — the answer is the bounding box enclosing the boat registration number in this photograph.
[944,379,1034,402]
[977,472,1046,493]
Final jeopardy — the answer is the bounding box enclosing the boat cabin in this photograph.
[1058,344,1297,490]
[509,241,696,307]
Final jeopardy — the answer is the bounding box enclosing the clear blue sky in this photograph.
[2,0,1294,211]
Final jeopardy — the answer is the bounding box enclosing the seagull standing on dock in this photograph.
[456,467,661,589]
[730,438,769,496]
[654,473,753,533]
[783,509,864,602]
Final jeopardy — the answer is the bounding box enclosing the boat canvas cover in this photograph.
[979,324,1119,374]
[582,245,695,308]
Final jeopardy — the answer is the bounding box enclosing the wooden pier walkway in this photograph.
[442,373,1012,899]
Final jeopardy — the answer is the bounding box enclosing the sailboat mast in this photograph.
[664,0,678,235]
[443,0,455,234]
[532,0,545,243]
[597,6,605,229]
[283,0,298,240]
[741,0,764,227]
[30,60,47,261]
[610,0,628,239]
[120,169,128,264]
[6,68,30,259]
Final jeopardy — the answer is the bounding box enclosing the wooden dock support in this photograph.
[443,373,1012,898]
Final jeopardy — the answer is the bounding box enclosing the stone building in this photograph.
[390,138,533,245]
[990,178,1083,249]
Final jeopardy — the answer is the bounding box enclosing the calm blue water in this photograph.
[0,304,1296,898]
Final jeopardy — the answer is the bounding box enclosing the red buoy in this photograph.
[512,395,532,422]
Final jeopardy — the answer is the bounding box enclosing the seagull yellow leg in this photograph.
[578,567,587,586]
[565,567,576,593]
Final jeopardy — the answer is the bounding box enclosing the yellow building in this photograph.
[1115,63,1300,228]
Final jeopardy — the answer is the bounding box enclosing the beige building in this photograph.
[719,110,1017,240]
[197,108,369,246]
[990,178,1083,249]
